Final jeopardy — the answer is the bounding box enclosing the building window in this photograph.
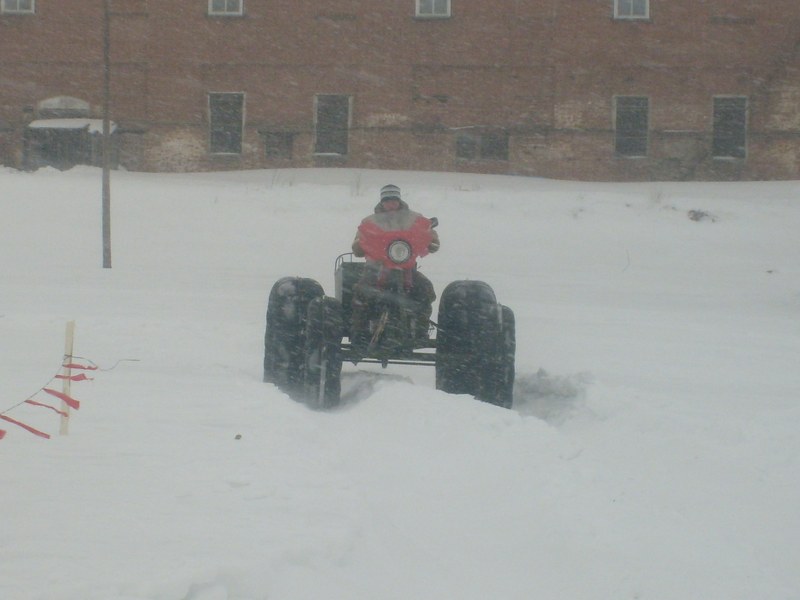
[416,0,450,18]
[264,131,293,159]
[614,0,648,19]
[209,93,244,154]
[456,130,509,161]
[1,0,35,14]
[314,95,351,155]
[208,0,242,16]
[712,97,747,159]
[614,96,649,157]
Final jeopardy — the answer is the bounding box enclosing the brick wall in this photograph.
[0,0,798,180]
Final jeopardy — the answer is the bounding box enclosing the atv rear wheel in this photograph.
[263,277,324,398]
[436,281,515,408]
[303,296,344,409]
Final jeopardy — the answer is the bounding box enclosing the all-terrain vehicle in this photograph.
[263,218,515,410]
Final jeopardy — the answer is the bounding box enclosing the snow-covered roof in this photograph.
[27,119,117,134]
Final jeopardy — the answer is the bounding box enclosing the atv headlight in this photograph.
[387,240,412,264]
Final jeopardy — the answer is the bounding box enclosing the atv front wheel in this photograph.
[263,277,324,398]
[436,281,515,408]
[303,296,344,409]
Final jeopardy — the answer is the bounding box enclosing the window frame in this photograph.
[208,92,245,155]
[455,130,509,162]
[1,0,35,15]
[263,131,294,160]
[712,96,748,160]
[416,0,451,19]
[314,94,352,156]
[614,95,650,158]
[613,0,649,20]
[208,0,243,17]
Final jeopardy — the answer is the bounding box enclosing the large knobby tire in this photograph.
[436,281,516,408]
[489,305,516,408]
[263,277,324,398]
[303,296,344,410]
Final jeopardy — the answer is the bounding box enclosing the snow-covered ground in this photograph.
[1,166,799,600]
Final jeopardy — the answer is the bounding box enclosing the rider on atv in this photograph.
[350,184,440,356]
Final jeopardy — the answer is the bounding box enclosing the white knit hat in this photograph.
[380,184,401,202]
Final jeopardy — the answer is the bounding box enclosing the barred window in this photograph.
[1,0,35,14]
[614,0,648,19]
[713,97,747,159]
[264,132,293,159]
[456,131,509,161]
[416,0,450,18]
[208,0,242,16]
[209,93,244,154]
[615,96,649,157]
[314,95,351,155]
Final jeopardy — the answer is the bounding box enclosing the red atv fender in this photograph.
[357,217,434,270]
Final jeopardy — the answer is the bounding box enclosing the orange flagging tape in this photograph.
[0,415,50,439]
[25,399,69,417]
[55,373,93,382]
[42,388,80,410]
[62,363,98,371]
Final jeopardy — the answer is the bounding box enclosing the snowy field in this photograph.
[1,166,799,600]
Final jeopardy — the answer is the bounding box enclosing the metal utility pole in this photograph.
[101,0,112,268]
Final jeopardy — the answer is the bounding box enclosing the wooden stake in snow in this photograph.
[60,321,75,436]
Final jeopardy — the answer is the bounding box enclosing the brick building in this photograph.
[1,0,799,180]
